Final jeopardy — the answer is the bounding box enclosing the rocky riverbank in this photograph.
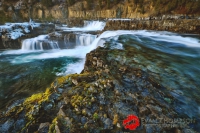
[0,23,54,49]
[1,18,200,49]
[0,39,198,132]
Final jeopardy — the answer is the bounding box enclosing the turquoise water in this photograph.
[0,50,81,110]
[0,30,200,125]
[119,33,200,103]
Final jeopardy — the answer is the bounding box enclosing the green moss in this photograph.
[93,112,99,120]
[48,117,58,133]
[24,87,53,106]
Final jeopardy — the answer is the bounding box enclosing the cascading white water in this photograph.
[20,20,105,50]
[59,21,106,31]
[83,21,106,31]
[48,41,59,49]
[76,34,97,46]
[21,33,97,51]
[21,35,59,50]
[22,35,46,50]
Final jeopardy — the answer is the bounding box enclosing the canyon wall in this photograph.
[1,0,200,23]
[67,1,154,19]
[0,0,168,23]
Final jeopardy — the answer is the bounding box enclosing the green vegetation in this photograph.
[93,112,99,120]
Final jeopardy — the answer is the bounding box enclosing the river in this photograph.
[0,21,200,121]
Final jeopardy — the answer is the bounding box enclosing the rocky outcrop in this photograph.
[0,23,55,49]
[104,19,200,34]
[0,41,198,132]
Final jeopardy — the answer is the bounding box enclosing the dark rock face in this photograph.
[65,18,84,27]
[0,41,198,132]
[0,34,4,49]
[49,31,77,49]
[31,24,55,37]
[104,19,200,34]
[1,35,21,49]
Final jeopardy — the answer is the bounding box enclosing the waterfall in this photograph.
[83,21,106,31]
[58,21,106,31]
[21,33,97,50]
[76,34,97,46]
[21,35,59,50]
[49,41,59,49]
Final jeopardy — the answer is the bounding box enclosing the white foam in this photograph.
[76,34,97,46]
[21,35,60,50]
[0,22,41,40]
[6,45,89,64]
[56,59,85,76]
[21,35,48,50]
[89,30,200,49]
[10,29,24,40]
[4,30,200,57]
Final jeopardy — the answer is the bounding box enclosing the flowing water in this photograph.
[0,21,200,122]
[0,21,104,110]
[98,30,200,119]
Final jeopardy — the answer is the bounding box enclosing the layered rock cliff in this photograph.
[0,0,200,24]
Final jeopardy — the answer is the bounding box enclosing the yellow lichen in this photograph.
[48,117,58,133]
[24,87,53,106]
[24,93,43,105]
[113,114,118,125]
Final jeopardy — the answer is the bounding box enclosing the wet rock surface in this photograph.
[0,41,199,133]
